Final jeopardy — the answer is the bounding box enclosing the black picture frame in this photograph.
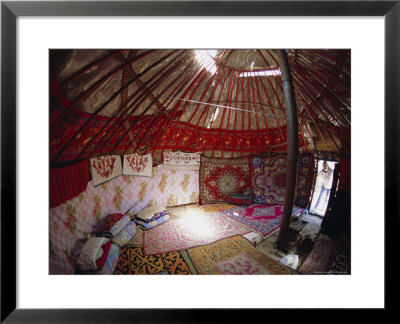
[1,0,397,322]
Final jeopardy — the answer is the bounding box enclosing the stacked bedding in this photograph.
[77,237,119,274]
[111,220,137,246]
[95,243,120,275]
[98,213,137,248]
[134,205,170,229]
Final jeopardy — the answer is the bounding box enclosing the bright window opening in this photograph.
[309,160,338,217]
[238,69,281,77]
[194,50,218,75]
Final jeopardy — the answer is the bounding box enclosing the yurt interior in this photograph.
[49,49,351,275]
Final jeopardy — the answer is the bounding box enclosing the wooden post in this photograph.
[276,50,299,247]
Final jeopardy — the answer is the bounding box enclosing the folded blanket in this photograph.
[95,243,120,275]
[111,221,137,247]
[95,241,112,270]
[135,210,168,223]
[77,237,109,271]
[137,205,166,220]
[110,215,131,237]
[134,214,170,229]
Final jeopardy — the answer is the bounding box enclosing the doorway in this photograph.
[309,160,338,217]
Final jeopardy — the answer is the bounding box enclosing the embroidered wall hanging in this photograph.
[90,155,122,186]
[163,151,201,171]
[123,153,152,177]
[250,153,315,207]
[199,156,250,204]
[251,155,286,205]
[295,153,315,208]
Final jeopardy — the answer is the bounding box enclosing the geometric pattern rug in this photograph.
[143,211,252,255]
[113,247,196,275]
[187,235,297,275]
[221,204,304,237]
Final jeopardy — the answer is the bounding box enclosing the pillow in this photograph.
[137,205,166,221]
[110,215,131,237]
[95,241,112,270]
[99,213,123,232]
[77,237,109,271]
[134,214,170,229]
[228,192,252,206]
[111,221,137,247]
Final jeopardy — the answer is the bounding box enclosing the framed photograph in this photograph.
[1,0,397,321]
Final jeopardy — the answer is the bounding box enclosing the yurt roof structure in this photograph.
[49,49,351,167]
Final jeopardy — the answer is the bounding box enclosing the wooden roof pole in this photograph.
[51,50,155,131]
[231,76,240,157]
[192,68,231,154]
[249,73,263,151]
[275,50,299,248]
[220,73,237,156]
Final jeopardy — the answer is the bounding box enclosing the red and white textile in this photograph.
[123,153,152,177]
[163,151,201,171]
[90,155,122,186]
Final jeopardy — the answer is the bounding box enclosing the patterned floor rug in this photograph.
[114,247,195,275]
[328,254,351,275]
[167,203,236,220]
[187,235,297,275]
[198,203,236,213]
[299,234,337,274]
[221,204,304,237]
[143,211,252,255]
[167,205,189,220]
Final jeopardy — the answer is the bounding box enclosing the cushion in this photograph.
[100,213,123,232]
[95,243,120,275]
[228,192,252,205]
[77,237,109,271]
[137,205,166,221]
[110,215,131,237]
[95,240,112,270]
[134,214,170,229]
[111,221,137,247]
[199,156,250,204]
